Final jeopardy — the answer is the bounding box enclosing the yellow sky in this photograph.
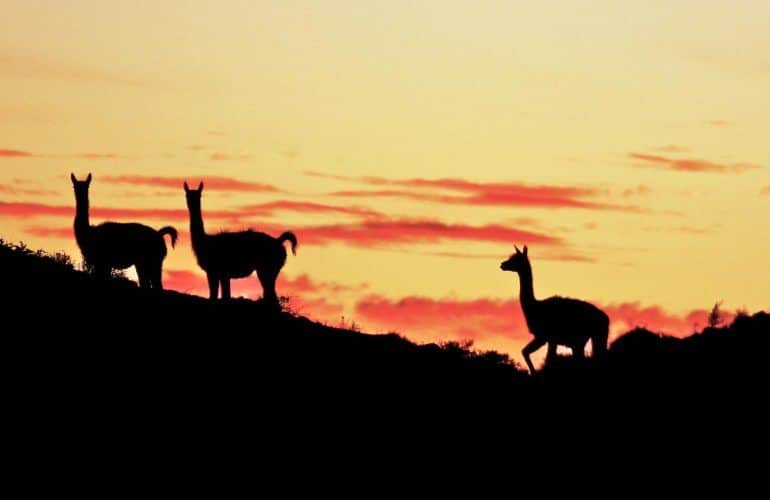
[2,1,769,360]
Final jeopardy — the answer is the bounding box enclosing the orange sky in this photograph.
[2,1,769,366]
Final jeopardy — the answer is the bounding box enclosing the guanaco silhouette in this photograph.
[184,181,297,303]
[500,245,609,374]
[71,173,177,288]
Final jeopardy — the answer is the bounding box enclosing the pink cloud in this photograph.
[355,295,731,346]
[101,174,279,193]
[1,148,124,160]
[629,152,761,173]
[312,171,639,211]
[294,219,561,248]
[24,226,73,239]
[210,153,252,161]
[4,201,238,222]
[0,148,37,158]
[162,269,347,323]
[240,200,384,219]
[0,183,57,196]
[21,214,561,250]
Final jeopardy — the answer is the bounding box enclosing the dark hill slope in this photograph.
[3,239,769,427]
[1,240,529,413]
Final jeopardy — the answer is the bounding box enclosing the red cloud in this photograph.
[240,200,383,219]
[295,219,561,248]
[355,295,731,347]
[602,302,729,335]
[162,269,346,322]
[356,295,527,343]
[0,149,37,158]
[313,171,638,211]
[21,214,560,249]
[164,269,360,298]
[419,250,595,263]
[24,226,73,239]
[3,201,239,222]
[629,153,761,173]
[1,149,122,160]
[101,174,278,193]
[0,183,57,196]
[0,201,71,218]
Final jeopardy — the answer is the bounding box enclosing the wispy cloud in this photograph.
[0,183,57,196]
[421,250,595,263]
[643,224,719,235]
[293,219,561,248]
[761,186,770,196]
[0,52,146,86]
[162,269,348,321]
[210,153,252,161]
[629,152,761,174]
[101,174,279,193]
[78,153,122,160]
[20,210,561,250]
[310,171,639,211]
[0,148,38,158]
[621,185,652,198]
[241,200,384,219]
[23,226,73,239]
[1,148,124,160]
[655,145,690,153]
[2,201,238,222]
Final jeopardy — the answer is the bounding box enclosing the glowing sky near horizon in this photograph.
[1,1,769,365]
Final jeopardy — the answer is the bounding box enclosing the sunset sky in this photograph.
[2,1,769,364]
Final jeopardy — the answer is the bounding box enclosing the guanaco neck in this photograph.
[517,260,537,310]
[187,202,207,250]
[73,192,91,242]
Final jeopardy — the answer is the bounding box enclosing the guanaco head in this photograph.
[500,245,529,272]
[70,172,92,198]
[184,181,204,210]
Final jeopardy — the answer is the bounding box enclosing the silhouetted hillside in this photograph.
[3,238,769,427]
[1,239,529,408]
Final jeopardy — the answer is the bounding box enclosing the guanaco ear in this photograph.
[86,173,92,185]
[70,173,77,184]
[184,181,190,193]
[514,245,521,254]
[198,181,203,192]
[523,245,528,256]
